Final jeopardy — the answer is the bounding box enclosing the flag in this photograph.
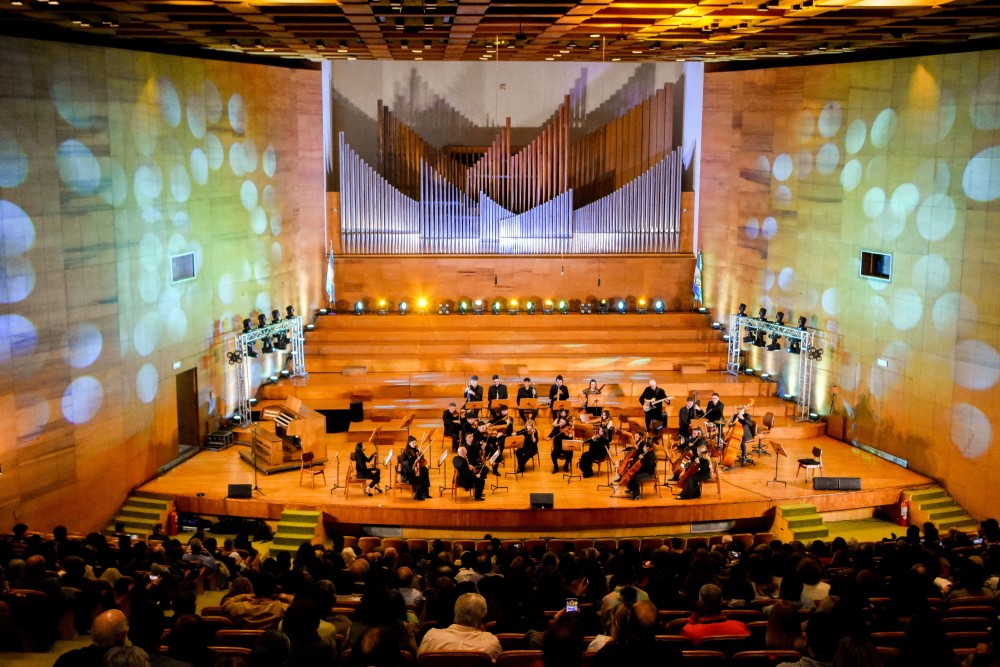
[325,248,335,306]
[693,248,703,306]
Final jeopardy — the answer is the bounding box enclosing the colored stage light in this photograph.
[616,300,627,313]
[459,300,469,314]
[438,302,450,315]
[543,299,554,315]
[558,300,568,314]
[398,301,408,314]
[653,300,665,314]
[417,297,428,314]
[597,298,609,314]
[473,299,484,315]
[508,299,519,315]
[637,298,648,314]
[354,301,364,315]
[377,299,388,315]
[525,300,535,314]
[491,300,502,315]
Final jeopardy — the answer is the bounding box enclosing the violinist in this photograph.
[579,409,614,478]
[487,374,509,419]
[484,406,513,476]
[580,379,604,418]
[463,375,484,405]
[516,377,538,423]
[400,435,431,501]
[728,405,756,467]
[453,446,487,501]
[549,375,570,404]
[678,394,705,443]
[354,442,382,496]
[442,402,462,451]
[625,436,657,501]
[548,408,574,474]
[459,412,479,448]
[514,419,540,473]
[675,443,712,500]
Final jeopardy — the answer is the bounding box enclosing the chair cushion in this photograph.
[797,458,820,465]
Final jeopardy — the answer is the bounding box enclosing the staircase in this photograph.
[772,503,829,543]
[106,494,173,539]
[902,487,978,533]
[269,509,325,556]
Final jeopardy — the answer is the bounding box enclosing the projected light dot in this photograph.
[250,206,267,235]
[796,150,813,178]
[912,254,949,298]
[961,146,1000,202]
[271,241,282,265]
[867,275,889,292]
[951,403,991,458]
[172,211,190,230]
[931,89,956,142]
[0,132,29,187]
[815,143,840,175]
[841,159,862,192]
[0,313,37,364]
[916,193,956,240]
[891,288,923,331]
[165,307,188,341]
[170,164,191,203]
[16,392,49,442]
[797,109,816,139]
[764,268,775,290]
[138,271,159,304]
[61,376,103,424]
[870,108,897,148]
[774,185,792,204]
[167,234,188,257]
[186,95,206,139]
[756,155,770,173]
[822,287,838,315]
[204,133,224,170]
[242,139,259,174]
[270,210,282,236]
[228,93,247,134]
[759,295,773,314]
[136,363,159,404]
[139,232,164,270]
[888,182,920,221]
[263,145,277,177]
[190,148,209,185]
[57,140,102,194]
[954,340,1000,390]
[254,257,272,284]
[761,216,778,240]
[933,159,951,193]
[773,153,793,181]
[970,68,1000,130]
[261,184,276,211]
[862,187,886,219]
[818,101,843,137]
[51,61,100,129]
[140,207,164,226]
[98,159,128,207]
[229,142,247,177]
[255,292,272,315]
[157,78,182,128]
[134,164,163,199]
[241,180,259,210]
[844,119,867,154]
[932,291,976,337]
[218,273,235,304]
[777,267,794,291]
[134,312,160,357]
[203,80,223,124]
[239,258,252,281]
[0,200,35,256]
[0,255,35,303]
[157,286,180,321]
[64,322,103,369]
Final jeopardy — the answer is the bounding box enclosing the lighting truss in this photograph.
[232,315,307,426]
[726,314,815,421]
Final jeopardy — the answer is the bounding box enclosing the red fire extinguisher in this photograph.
[167,509,179,536]
[898,498,909,527]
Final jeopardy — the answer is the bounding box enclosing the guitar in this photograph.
[642,396,673,412]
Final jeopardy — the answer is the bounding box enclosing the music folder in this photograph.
[438,451,449,465]
[384,450,394,466]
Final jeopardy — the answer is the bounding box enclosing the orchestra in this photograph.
[549,375,570,404]
[548,407,574,473]
[453,446,487,501]
[638,378,669,433]
[442,402,462,451]
[463,375,484,404]
[678,393,705,443]
[353,442,382,496]
[484,407,513,476]
[580,378,604,418]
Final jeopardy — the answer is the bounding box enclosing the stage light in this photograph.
[766,333,782,351]
[268,374,279,383]
[653,300,665,314]
[753,330,767,347]
[637,298,648,314]
[743,330,755,343]
[262,336,275,353]
[616,300,627,314]
[377,299,388,315]
[231,412,243,423]
[246,342,258,358]
[697,306,707,313]
[242,318,252,334]
[508,299,519,315]
[558,300,568,314]
[271,309,281,324]
[257,313,267,328]
[473,299,484,315]
[318,308,329,315]
[417,297,428,314]
[398,301,408,315]
[758,307,767,321]
[438,302,450,315]
[354,301,364,315]
[744,368,756,376]
[712,322,723,330]
[580,302,592,314]
[797,316,807,330]
[788,340,801,354]
[775,311,785,326]
[459,300,469,314]
[760,373,771,380]
[280,369,290,378]
[248,397,258,406]
[492,299,502,315]
[722,333,731,342]
[525,300,535,314]
[738,303,747,316]
[274,332,288,350]
[543,299,554,315]
[286,305,295,319]
[305,323,315,331]
[598,299,609,314]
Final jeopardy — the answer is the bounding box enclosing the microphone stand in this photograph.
[250,423,265,496]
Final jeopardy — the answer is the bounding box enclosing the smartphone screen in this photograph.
[566,597,578,613]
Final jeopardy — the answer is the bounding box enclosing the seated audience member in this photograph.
[418,592,502,661]
[887,612,964,667]
[832,633,881,667]
[101,646,151,667]
[395,565,425,609]
[349,625,413,667]
[776,612,840,667]
[53,609,129,667]
[221,575,287,629]
[281,599,337,666]
[543,612,585,667]
[249,630,291,667]
[345,587,418,656]
[766,599,807,651]
[680,583,751,644]
[165,614,213,667]
[797,558,831,610]
[593,601,672,665]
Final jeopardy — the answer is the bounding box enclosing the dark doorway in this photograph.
[176,368,200,449]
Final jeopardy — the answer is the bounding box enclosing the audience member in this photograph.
[680,583,751,644]
[418,592,502,661]
[53,609,129,667]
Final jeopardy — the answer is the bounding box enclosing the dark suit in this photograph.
[516,385,538,422]
[579,425,613,478]
[678,402,704,441]
[514,427,540,472]
[638,386,668,431]
[453,455,485,499]
[488,383,509,418]
[549,383,569,404]
[442,408,462,451]
[463,384,484,404]
[626,448,658,498]
[678,456,712,499]
[400,446,431,499]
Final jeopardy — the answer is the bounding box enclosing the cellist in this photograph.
[624,435,657,501]
[675,443,712,500]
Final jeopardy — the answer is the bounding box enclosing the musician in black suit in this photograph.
[703,392,726,447]
[548,408,573,473]
[400,435,431,501]
[514,419,540,473]
[442,402,462,451]
[463,375,484,404]
[728,405,756,466]
[485,407,513,476]
[625,438,657,500]
[678,395,704,443]
[675,443,712,500]
[549,375,570,405]
[579,410,614,478]
[454,446,486,500]
[516,378,538,423]
[638,379,668,432]
[460,412,479,448]
[487,375,509,419]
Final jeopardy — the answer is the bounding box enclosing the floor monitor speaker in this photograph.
[530,492,554,509]
[813,477,861,491]
[228,483,253,499]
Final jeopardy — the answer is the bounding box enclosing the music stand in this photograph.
[552,400,572,413]
[488,450,507,493]
[586,395,605,409]
[383,450,394,491]
[518,398,538,424]
[464,401,486,419]
[490,398,510,411]
[766,440,788,487]
[329,452,342,493]
[504,435,525,479]
[250,424,265,496]
[561,440,583,483]
[437,451,451,496]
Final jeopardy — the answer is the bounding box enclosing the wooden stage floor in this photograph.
[138,432,934,537]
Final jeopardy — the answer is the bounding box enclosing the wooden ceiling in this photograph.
[2,0,999,67]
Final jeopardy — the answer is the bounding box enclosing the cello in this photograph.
[721,399,753,468]
[618,433,648,486]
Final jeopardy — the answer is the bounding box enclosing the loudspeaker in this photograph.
[228,483,253,499]
[530,492,554,509]
[349,401,364,422]
[813,477,861,491]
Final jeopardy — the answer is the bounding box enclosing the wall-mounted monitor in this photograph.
[170,252,196,284]
[860,250,891,282]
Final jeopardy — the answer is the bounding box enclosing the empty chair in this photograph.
[299,451,326,488]
[495,649,545,667]
[795,447,823,481]
[213,629,265,649]
[731,649,803,666]
[679,649,728,666]
[418,651,495,667]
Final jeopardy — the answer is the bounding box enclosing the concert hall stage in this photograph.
[138,433,933,537]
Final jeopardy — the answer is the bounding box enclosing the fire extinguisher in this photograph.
[167,509,179,536]
[898,498,909,527]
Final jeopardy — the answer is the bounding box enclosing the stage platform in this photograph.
[137,432,933,537]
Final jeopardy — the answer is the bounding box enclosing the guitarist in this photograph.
[675,443,712,500]
[638,379,669,433]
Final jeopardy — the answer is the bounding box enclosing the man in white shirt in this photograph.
[417,592,502,661]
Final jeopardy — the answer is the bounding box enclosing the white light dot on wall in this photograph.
[263,145,277,177]
[271,241,283,266]
[61,375,103,424]
[773,153,794,181]
[134,164,163,200]
[250,206,268,235]
[270,210,282,236]
[98,159,128,207]
[228,93,248,134]
[933,159,951,193]
[970,67,1000,130]
[50,61,100,129]
[764,269,775,290]
[935,89,957,142]
[822,287,838,315]
[841,159,862,192]
[0,132,29,187]
[261,184,276,211]
[796,150,813,178]
[158,78,182,128]
[64,322,103,369]
[961,146,1000,202]
[203,80,223,124]
[815,143,840,175]
[932,291,977,338]
[190,148,209,185]
[255,292,272,315]
[56,140,102,194]
[229,142,247,178]
[0,199,36,256]
[170,164,191,203]
[139,232,164,271]
[912,254,950,298]
[241,180,259,211]
[818,101,843,137]
[218,273,236,304]
[167,233,188,257]
[133,312,160,357]
[951,403,991,458]
[204,133,224,171]
[888,183,920,221]
[756,155,770,173]
[844,119,867,154]
[254,257,272,284]
[140,207,164,226]
[862,187,886,219]
[891,288,923,331]
[777,267,794,291]
[186,95,207,139]
[797,110,816,139]
[915,193,957,240]
[166,307,188,341]
[761,216,778,239]
[870,108,897,148]
[157,286,180,323]
[0,255,35,303]
[16,391,49,442]
[953,340,1000,390]
[172,212,191,230]
[242,139,259,174]
[759,295,773,315]
[137,270,159,304]
[773,185,793,204]
[0,313,37,364]
[239,258,252,282]
[136,363,159,403]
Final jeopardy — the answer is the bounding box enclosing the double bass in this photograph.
[721,399,754,468]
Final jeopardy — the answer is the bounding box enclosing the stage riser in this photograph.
[314,313,712,329]
[307,357,728,374]
[306,328,724,342]
[306,342,729,356]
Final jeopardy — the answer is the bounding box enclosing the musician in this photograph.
[549,375,570,405]
[675,443,712,500]
[400,435,431,501]
[487,374,509,419]
[548,408,574,473]
[460,412,479,447]
[703,392,726,447]
[580,378,604,418]
[353,442,382,496]
[516,377,538,423]
[678,394,705,443]
[463,375,484,405]
[514,419,540,473]
[442,402,462,451]
[579,409,614,478]
[625,437,658,501]
[485,407,513,476]
[728,405,756,466]
[638,379,668,433]
[453,446,486,501]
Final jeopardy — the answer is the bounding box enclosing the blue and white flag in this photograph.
[325,247,335,305]
[693,248,703,306]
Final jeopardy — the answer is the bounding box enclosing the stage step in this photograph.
[771,503,829,543]
[901,486,978,534]
[270,509,324,555]
[106,495,173,539]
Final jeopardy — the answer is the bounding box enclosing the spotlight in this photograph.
[758,308,767,321]
[242,318,252,334]
[788,340,801,355]
[246,342,258,358]
[473,299,484,315]
[231,412,243,423]
[637,298,648,314]
[653,300,665,314]
[274,332,288,350]
[417,297,428,314]
[744,368,756,376]
[525,300,535,315]
[580,302,593,314]
[712,322,723,330]
[760,373,771,380]
[262,336,275,353]
[797,316,807,330]
[492,300,502,315]
[558,300,568,314]
[268,374,279,383]
[305,322,315,331]
[354,301,364,315]
[280,369,290,378]
[508,299,519,315]
[271,309,281,324]
[743,330,756,344]
[766,333,782,351]
[378,299,388,315]
[438,302,450,315]
[459,300,469,315]
[598,299,609,314]
[257,313,267,328]
[738,303,747,316]
[616,300,627,314]
[543,299,554,315]
[398,301,408,315]
[775,311,785,326]
[318,308,329,315]
[286,305,295,319]
[753,330,766,347]
[722,333,731,342]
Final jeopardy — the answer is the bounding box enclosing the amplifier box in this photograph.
[206,429,234,450]
[228,483,253,499]
[530,493,554,509]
